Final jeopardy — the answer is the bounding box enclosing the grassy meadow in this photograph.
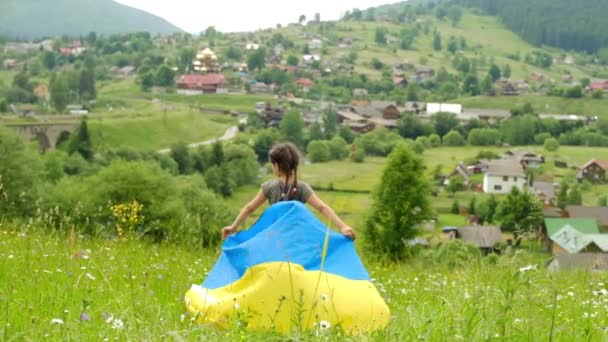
[3,226,608,340]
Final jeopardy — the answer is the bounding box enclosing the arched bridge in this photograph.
[4,123,78,152]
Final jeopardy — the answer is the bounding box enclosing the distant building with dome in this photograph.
[192,48,219,73]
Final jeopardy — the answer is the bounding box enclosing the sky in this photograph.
[114,0,394,33]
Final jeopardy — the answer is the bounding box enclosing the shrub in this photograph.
[468,128,500,146]
[350,147,365,163]
[354,128,403,156]
[306,140,331,162]
[544,138,560,152]
[328,136,349,160]
[534,132,552,145]
[428,134,441,147]
[443,130,465,146]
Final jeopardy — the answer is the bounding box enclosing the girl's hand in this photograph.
[222,226,237,240]
[341,226,356,240]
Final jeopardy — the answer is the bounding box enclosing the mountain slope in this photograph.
[0,0,184,39]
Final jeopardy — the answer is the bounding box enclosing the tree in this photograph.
[79,69,96,100]
[544,138,560,152]
[433,32,442,51]
[338,125,356,144]
[443,130,465,146]
[371,58,384,70]
[253,129,280,162]
[375,27,387,45]
[406,83,418,101]
[309,122,324,141]
[12,72,30,91]
[298,14,306,25]
[50,74,70,113]
[451,200,461,214]
[462,75,480,95]
[41,51,57,70]
[68,119,93,161]
[307,140,331,162]
[155,65,175,87]
[568,186,583,205]
[211,141,225,166]
[477,195,498,224]
[328,136,349,160]
[0,127,41,218]
[139,71,155,91]
[557,182,569,210]
[315,13,321,23]
[170,142,193,174]
[287,55,299,66]
[279,111,305,148]
[178,48,196,71]
[489,64,501,81]
[564,85,583,98]
[495,187,543,245]
[447,176,465,196]
[447,36,458,54]
[433,112,459,137]
[225,46,242,61]
[323,110,338,138]
[364,144,432,260]
[503,64,512,79]
[468,197,476,215]
[247,49,266,72]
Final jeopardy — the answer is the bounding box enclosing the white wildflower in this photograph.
[513,318,522,324]
[180,314,186,323]
[583,312,589,318]
[51,318,64,325]
[85,273,96,281]
[105,315,114,324]
[111,318,124,330]
[519,264,536,273]
[233,301,240,310]
[567,291,574,297]
[318,320,331,330]
[464,291,471,299]
[7,255,13,259]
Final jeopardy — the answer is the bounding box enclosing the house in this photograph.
[447,163,471,186]
[561,74,573,83]
[532,181,556,206]
[414,66,435,80]
[250,82,272,94]
[503,150,544,169]
[336,111,367,123]
[589,80,608,92]
[116,66,136,77]
[393,76,408,87]
[403,101,425,114]
[547,225,608,255]
[482,160,526,194]
[530,72,545,82]
[2,59,20,70]
[566,206,608,232]
[580,159,608,183]
[461,108,511,122]
[352,88,368,98]
[542,218,600,254]
[257,104,286,127]
[426,103,462,115]
[547,253,608,272]
[245,43,260,50]
[296,78,314,92]
[308,39,323,50]
[177,74,226,95]
[455,226,503,254]
[273,44,284,56]
[538,114,587,122]
[369,118,398,129]
[33,84,50,101]
[302,54,321,64]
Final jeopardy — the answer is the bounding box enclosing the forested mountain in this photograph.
[454,0,608,53]
[0,0,184,39]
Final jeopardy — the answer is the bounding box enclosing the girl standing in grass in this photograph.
[221,142,356,240]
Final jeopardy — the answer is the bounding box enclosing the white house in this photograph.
[308,39,323,49]
[426,103,462,115]
[246,43,260,50]
[483,160,527,194]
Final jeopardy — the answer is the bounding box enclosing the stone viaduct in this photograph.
[4,123,78,152]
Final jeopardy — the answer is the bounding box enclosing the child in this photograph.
[222,142,356,240]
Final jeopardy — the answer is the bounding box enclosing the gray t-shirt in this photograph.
[261,179,314,205]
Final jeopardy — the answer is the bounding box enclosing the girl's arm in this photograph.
[307,193,356,240]
[222,190,266,239]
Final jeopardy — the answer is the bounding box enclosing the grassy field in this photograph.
[457,95,608,118]
[2,228,608,340]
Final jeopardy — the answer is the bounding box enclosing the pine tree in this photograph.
[365,144,431,260]
[50,74,70,113]
[69,119,93,161]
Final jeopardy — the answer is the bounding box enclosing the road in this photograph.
[157,116,246,154]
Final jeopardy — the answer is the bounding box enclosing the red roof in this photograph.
[583,159,608,170]
[177,74,226,90]
[590,80,608,91]
[296,78,314,87]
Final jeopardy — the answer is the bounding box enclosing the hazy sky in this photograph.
[114,0,394,33]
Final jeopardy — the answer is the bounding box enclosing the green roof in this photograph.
[544,218,600,237]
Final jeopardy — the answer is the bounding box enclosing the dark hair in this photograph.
[269,143,300,200]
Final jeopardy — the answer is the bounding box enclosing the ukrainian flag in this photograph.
[185,201,390,334]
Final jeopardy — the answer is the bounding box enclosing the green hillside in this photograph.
[0,0,184,39]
